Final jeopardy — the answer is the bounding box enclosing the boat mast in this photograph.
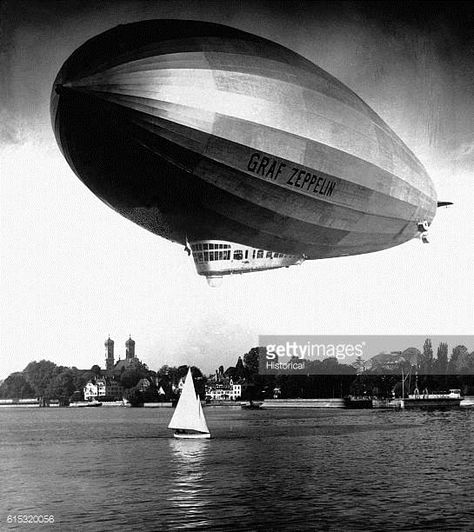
[401,367,405,410]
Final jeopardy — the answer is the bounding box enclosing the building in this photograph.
[105,337,114,372]
[365,350,417,372]
[83,336,150,400]
[206,379,242,401]
[83,377,123,401]
[205,356,246,401]
[110,336,142,377]
[125,336,135,359]
[84,378,106,400]
[136,378,151,392]
[102,336,144,378]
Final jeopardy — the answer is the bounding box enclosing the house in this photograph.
[83,377,123,401]
[136,378,151,392]
[206,379,242,401]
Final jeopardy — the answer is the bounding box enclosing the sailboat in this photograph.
[168,368,211,439]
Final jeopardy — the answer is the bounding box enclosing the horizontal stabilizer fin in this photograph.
[437,201,453,207]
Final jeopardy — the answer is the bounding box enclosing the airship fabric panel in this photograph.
[51,20,437,259]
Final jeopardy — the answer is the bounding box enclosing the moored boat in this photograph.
[403,389,462,409]
[240,401,263,409]
[461,396,474,408]
[86,400,102,407]
[70,400,102,407]
[344,396,373,409]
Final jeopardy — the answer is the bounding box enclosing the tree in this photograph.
[419,338,434,375]
[319,357,341,374]
[23,360,60,403]
[47,370,76,405]
[224,366,237,379]
[235,356,245,378]
[120,360,153,390]
[174,365,205,398]
[448,345,470,374]
[120,368,142,389]
[125,387,144,407]
[157,365,171,378]
[0,373,35,399]
[90,365,102,377]
[435,342,449,375]
[241,381,266,401]
[352,356,365,374]
[174,365,202,381]
[70,367,91,392]
[243,347,260,379]
[156,365,176,399]
[401,347,421,367]
[70,390,84,402]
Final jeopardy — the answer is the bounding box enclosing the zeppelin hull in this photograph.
[52,20,437,259]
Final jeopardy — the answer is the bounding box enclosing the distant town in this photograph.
[0,337,473,407]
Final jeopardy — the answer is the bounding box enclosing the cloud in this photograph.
[0,111,23,145]
[451,140,474,161]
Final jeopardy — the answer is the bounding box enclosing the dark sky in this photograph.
[2,0,474,159]
[1,1,473,376]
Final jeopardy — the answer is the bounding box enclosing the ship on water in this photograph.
[403,389,462,409]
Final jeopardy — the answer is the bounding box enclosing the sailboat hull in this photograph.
[174,432,211,439]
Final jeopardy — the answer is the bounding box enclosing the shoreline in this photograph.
[1,396,473,408]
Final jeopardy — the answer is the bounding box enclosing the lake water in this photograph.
[1,407,473,531]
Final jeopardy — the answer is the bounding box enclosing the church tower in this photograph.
[105,337,114,372]
[125,336,136,360]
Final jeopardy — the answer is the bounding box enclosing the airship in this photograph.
[51,19,442,286]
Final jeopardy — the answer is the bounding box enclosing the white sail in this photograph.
[168,368,209,434]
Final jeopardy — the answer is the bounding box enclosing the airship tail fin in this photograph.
[437,201,453,208]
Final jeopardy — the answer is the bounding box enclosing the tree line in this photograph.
[1,340,472,404]
[240,341,474,399]
[0,359,207,406]
[238,347,357,400]
[0,361,93,406]
[350,340,474,398]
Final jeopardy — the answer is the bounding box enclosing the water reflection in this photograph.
[166,438,212,529]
